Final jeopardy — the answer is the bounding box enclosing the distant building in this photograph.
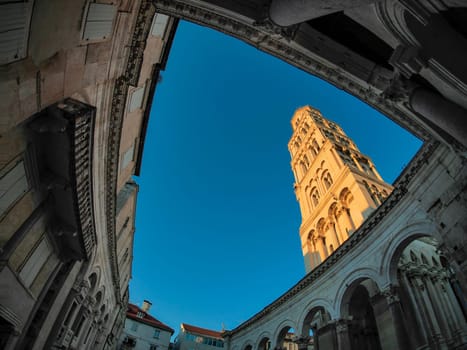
[119,301,174,350]
[174,323,225,350]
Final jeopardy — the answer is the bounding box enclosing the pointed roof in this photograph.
[127,303,174,334]
[181,323,224,339]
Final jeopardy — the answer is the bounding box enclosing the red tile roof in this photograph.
[127,303,174,334]
[182,323,223,339]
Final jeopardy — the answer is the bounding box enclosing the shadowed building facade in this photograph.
[0,2,177,349]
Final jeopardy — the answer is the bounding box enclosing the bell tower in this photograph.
[288,106,393,273]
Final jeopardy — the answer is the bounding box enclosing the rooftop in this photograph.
[127,303,174,334]
[181,323,224,339]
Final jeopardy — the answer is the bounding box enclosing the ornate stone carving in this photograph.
[382,286,401,305]
[335,319,350,334]
[105,0,158,303]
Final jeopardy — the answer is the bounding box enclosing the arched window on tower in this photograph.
[312,139,320,154]
[371,185,381,204]
[303,155,310,168]
[363,181,379,206]
[322,171,333,190]
[300,161,307,175]
[311,187,320,207]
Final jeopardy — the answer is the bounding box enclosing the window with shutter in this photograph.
[82,3,117,42]
[0,1,34,64]
[0,160,28,217]
[150,14,169,37]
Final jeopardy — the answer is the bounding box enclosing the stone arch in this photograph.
[310,187,320,207]
[378,219,437,287]
[88,272,98,293]
[321,170,333,190]
[241,341,254,350]
[339,277,383,350]
[94,290,103,306]
[380,220,467,348]
[334,267,383,315]
[316,218,326,236]
[273,319,297,350]
[256,332,272,350]
[99,303,106,316]
[328,202,338,218]
[297,299,334,336]
[311,139,320,155]
[87,266,102,293]
[339,188,353,207]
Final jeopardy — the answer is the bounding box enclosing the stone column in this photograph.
[345,208,356,232]
[410,88,467,147]
[424,273,452,341]
[399,271,428,346]
[411,273,447,348]
[334,210,347,242]
[442,278,467,331]
[331,222,341,246]
[335,319,351,350]
[381,286,413,350]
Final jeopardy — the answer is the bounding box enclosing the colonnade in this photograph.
[229,238,466,350]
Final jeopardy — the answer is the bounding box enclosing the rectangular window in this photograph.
[150,345,158,350]
[0,1,34,64]
[150,13,169,37]
[82,3,117,42]
[130,321,138,331]
[120,142,135,171]
[0,160,28,217]
[153,329,160,339]
[19,236,52,287]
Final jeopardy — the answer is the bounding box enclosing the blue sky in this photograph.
[129,20,422,335]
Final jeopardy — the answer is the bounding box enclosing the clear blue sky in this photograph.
[129,20,421,336]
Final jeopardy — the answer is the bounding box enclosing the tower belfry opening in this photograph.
[288,106,393,272]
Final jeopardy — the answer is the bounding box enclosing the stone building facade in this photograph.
[118,301,174,350]
[174,323,225,350]
[0,1,177,349]
[288,106,393,272]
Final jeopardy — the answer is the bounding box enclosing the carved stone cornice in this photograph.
[105,1,157,303]
[127,1,157,86]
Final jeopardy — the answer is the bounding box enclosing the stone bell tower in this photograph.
[288,106,393,273]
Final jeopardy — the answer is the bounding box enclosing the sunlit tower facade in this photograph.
[288,106,393,273]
